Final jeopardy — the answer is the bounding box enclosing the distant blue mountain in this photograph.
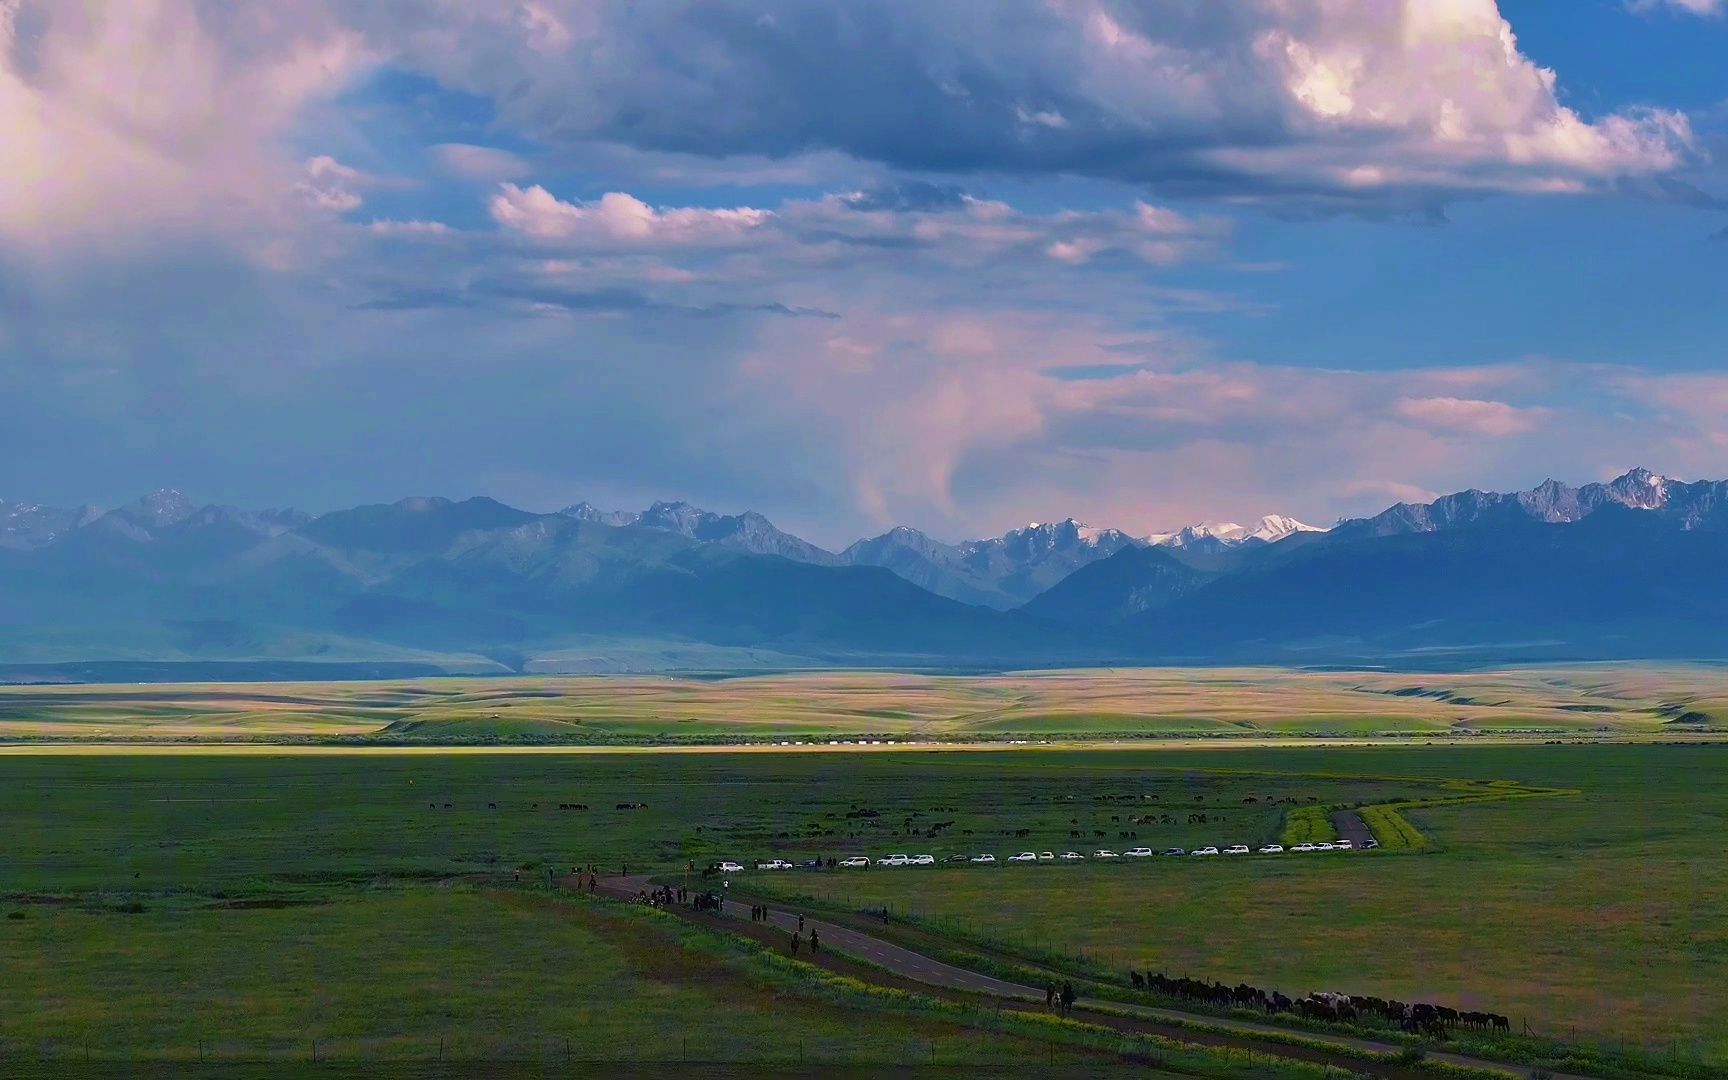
[4,468,1727,675]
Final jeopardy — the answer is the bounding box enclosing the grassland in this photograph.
[0,885,1164,1073]
[746,744,1728,1065]
[2,677,1723,1074]
[4,661,1728,743]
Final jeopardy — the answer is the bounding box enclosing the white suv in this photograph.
[1124,847,1154,858]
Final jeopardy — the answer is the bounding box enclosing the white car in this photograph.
[1190,846,1220,857]
[1124,847,1154,858]
[1258,844,1285,855]
[1316,843,1338,852]
[1092,850,1120,859]
[1008,852,1038,863]
[757,859,793,870]
[716,861,744,873]
[1038,851,1056,861]
[1059,851,1084,861]
[1223,845,1251,855]
[1290,843,1318,853]
[1334,840,1354,850]
[910,854,936,866]
[970,854,996,864]
[877,854,910,867]
[839,856,870,868]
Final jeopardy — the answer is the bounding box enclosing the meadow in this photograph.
[749,744,1728,1064]
[3,662,1728,743]
[1,885,1160,1073]
[1,722,1722,1072]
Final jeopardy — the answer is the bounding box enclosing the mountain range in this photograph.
[2,468,1723,677]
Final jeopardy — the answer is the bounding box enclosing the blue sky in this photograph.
[3,1,1726,547]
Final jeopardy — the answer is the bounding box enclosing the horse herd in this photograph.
[1130,972,1511,1040]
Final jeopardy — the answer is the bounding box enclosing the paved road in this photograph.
[593,875,1596,1080]
[1332,809,1377,849]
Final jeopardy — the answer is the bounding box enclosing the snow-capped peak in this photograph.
[1148,514,1324,549]
[1246,514,1326,542]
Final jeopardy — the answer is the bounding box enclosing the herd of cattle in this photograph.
[1131,972,1511,1040]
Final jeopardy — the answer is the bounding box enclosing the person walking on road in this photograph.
[1060,981,1075,1017]
[1045,982,1056,1009]
[809,928,820,954]
[790,932,801,956]
[797,913,805,932]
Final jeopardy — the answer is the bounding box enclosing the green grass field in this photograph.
[1,727,1723,1073]
[5,662,1728,743]
[746,744,1728,1064]
[0,885,1157,1073]
[0,750,1453,891]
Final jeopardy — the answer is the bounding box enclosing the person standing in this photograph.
[797,913,805,932]
[809,928,820,954]
[1060,981,1075,1017]
[790,932,801,956]
[1045,982,1056,1009]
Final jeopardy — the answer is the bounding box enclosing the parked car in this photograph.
[1190,847,1220,857]
[1008,852,1038,862]
[1059,851,1084,861]
[877,854,910,866]
[798,859,824,869]
[1334,839,1354,849]
[757,859,793,870]
[1124,847,1154,858]
[1223,845,1251,855]
[944,853,970,864]
[1364,839,1380,849]
[1037,851,1056,861]
[1315,843,1338,852]
[1257,844,1285,854]
[716,861,744,873]
[1290,843,1318,853]
[970,853,996,864]
[839,856,870,868]
[911,854,936,866]
[1092,850,1121,859]
[1161,848,1186,857]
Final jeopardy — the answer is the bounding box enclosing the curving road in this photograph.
[589,874,1595,1080]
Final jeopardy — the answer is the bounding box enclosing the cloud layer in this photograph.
[2,0,1725,544]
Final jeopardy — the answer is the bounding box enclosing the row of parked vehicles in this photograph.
[723,839,1376,872]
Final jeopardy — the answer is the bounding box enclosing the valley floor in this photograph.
[0,740,1721,1076]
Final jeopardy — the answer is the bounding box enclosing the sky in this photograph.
[3,0,1726,548]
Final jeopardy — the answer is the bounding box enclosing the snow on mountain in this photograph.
[1147,514,1325,549]
[559,501,642,527]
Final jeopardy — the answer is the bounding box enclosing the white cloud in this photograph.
[353,0,1697,213]
[295,155,364,212]
[432,143,532,181]
[0,0,364,252]
[485,182,1225,274]
[489,186,772,245]
[1393,396,1546,438]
